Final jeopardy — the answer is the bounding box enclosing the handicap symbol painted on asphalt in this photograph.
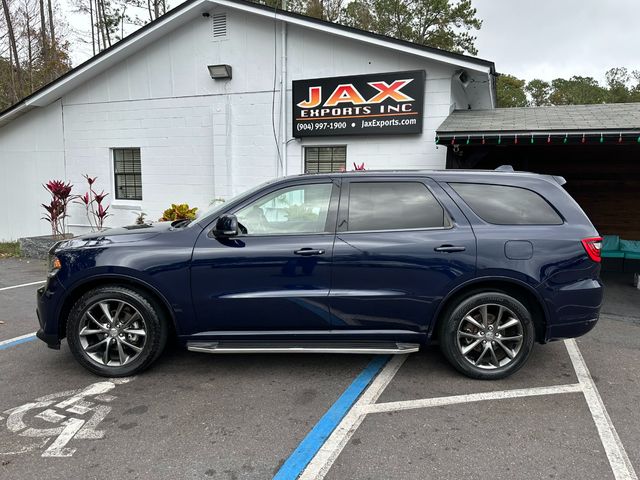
[0,378,133,457]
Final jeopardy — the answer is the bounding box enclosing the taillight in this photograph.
[581,237,602,263]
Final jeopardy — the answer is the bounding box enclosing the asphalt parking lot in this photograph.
[1,257,639,480]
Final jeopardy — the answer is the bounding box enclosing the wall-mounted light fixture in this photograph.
[207,64,232,80]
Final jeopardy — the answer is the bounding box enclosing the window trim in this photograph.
[448,182,565,226]
[338,178,453,234]
[303,145,347,174]
[111,147,143,204]
[208,179,341,238]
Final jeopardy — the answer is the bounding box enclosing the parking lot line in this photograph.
[273,355,392,480]
[298,354,408,480]
[362,383,583,414]
[0,280,44,292]
[0,332,37,350]
[565,338,638,480]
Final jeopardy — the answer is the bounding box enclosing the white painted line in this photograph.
[363,383,583,414]
[0,280,45,292]
[565,338,638,480]
[0,332,37,348]
[299,354,408,480]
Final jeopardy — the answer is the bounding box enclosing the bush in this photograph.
[159,204,198,222]
[42,180,73,237]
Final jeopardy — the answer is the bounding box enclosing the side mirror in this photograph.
[213,214,239,238]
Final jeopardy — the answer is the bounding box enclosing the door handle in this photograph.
[294,248,325,256]
[434,245,466,253]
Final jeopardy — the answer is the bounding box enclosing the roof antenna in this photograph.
[495,165,515,172]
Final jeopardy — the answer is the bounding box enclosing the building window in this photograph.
[113,148,142,201]
[304,146,346,173]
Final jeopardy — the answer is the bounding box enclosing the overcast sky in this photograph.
[63,0,640,84]
[473,0,640,82]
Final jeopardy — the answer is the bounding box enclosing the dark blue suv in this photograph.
[36,169,603,379]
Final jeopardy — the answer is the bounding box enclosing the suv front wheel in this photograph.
[438,292,535,380]
[67,286,168,377]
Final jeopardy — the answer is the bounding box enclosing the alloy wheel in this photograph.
[456,303,524,369]
[78,299,148,367]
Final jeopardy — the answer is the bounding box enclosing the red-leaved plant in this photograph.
[42,180,73,237]
[74,174,112,231]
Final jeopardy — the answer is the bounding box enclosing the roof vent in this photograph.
[212,13,227,38]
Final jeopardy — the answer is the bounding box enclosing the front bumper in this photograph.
[36,280,64,350]
[36,327,60,349]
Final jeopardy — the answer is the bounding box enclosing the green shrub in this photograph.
[159,204,198,222]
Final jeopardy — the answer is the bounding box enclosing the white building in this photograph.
[0,0,496,241]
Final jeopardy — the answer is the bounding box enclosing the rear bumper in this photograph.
[540,277,603,342]
[545,317,599,342]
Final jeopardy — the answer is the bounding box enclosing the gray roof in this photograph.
[437,103,640,135]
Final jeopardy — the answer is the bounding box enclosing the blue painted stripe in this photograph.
[273,355,390,480]
[0,333,37,351]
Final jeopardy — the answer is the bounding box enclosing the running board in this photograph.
[186,341,420,355]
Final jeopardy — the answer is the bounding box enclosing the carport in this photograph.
[436,103,640,267]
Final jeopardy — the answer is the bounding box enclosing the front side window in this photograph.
[304,146,346,173]
[450,183,563,225]
[113,148,142,200]
[235,183,333,235]
[347,182,449,232]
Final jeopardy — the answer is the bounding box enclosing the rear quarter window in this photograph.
[449,183,563,225]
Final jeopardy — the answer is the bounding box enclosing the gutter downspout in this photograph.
[280,4,287,176]
[488,70,496,109]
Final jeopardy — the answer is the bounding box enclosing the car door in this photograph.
[190,178,340,332]
[329,177,476,333]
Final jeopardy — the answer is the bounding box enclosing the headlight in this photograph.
[48,240,63,255]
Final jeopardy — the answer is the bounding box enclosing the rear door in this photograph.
[328,177,476,332]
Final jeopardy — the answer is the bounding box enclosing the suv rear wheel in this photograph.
[438,292,535,380]
[67,286,168,377]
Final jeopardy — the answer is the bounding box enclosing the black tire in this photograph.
[67,285,168,377]
[438,292,535,380]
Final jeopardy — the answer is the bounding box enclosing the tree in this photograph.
[303,0,344,22]
[340,0,482,55]
[525,79,550,106]
[252,0,482,54]
[548,76,608,105]
[496,74,527,108]
[605,67,632,103]
[1,0,23,102]
[0,0,71,109]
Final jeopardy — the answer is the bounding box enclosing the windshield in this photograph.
[188,180,275,228]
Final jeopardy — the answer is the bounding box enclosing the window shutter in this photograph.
[304,146,346,173]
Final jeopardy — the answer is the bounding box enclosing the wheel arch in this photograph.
[57,275,177,340]
[432,277,548,343]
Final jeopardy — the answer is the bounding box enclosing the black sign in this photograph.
[292,70,425,138]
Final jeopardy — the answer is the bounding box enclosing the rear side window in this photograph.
[450,183,562,225]
[347,182,449,231]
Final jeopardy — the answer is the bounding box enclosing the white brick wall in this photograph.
[0,101,65,241]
